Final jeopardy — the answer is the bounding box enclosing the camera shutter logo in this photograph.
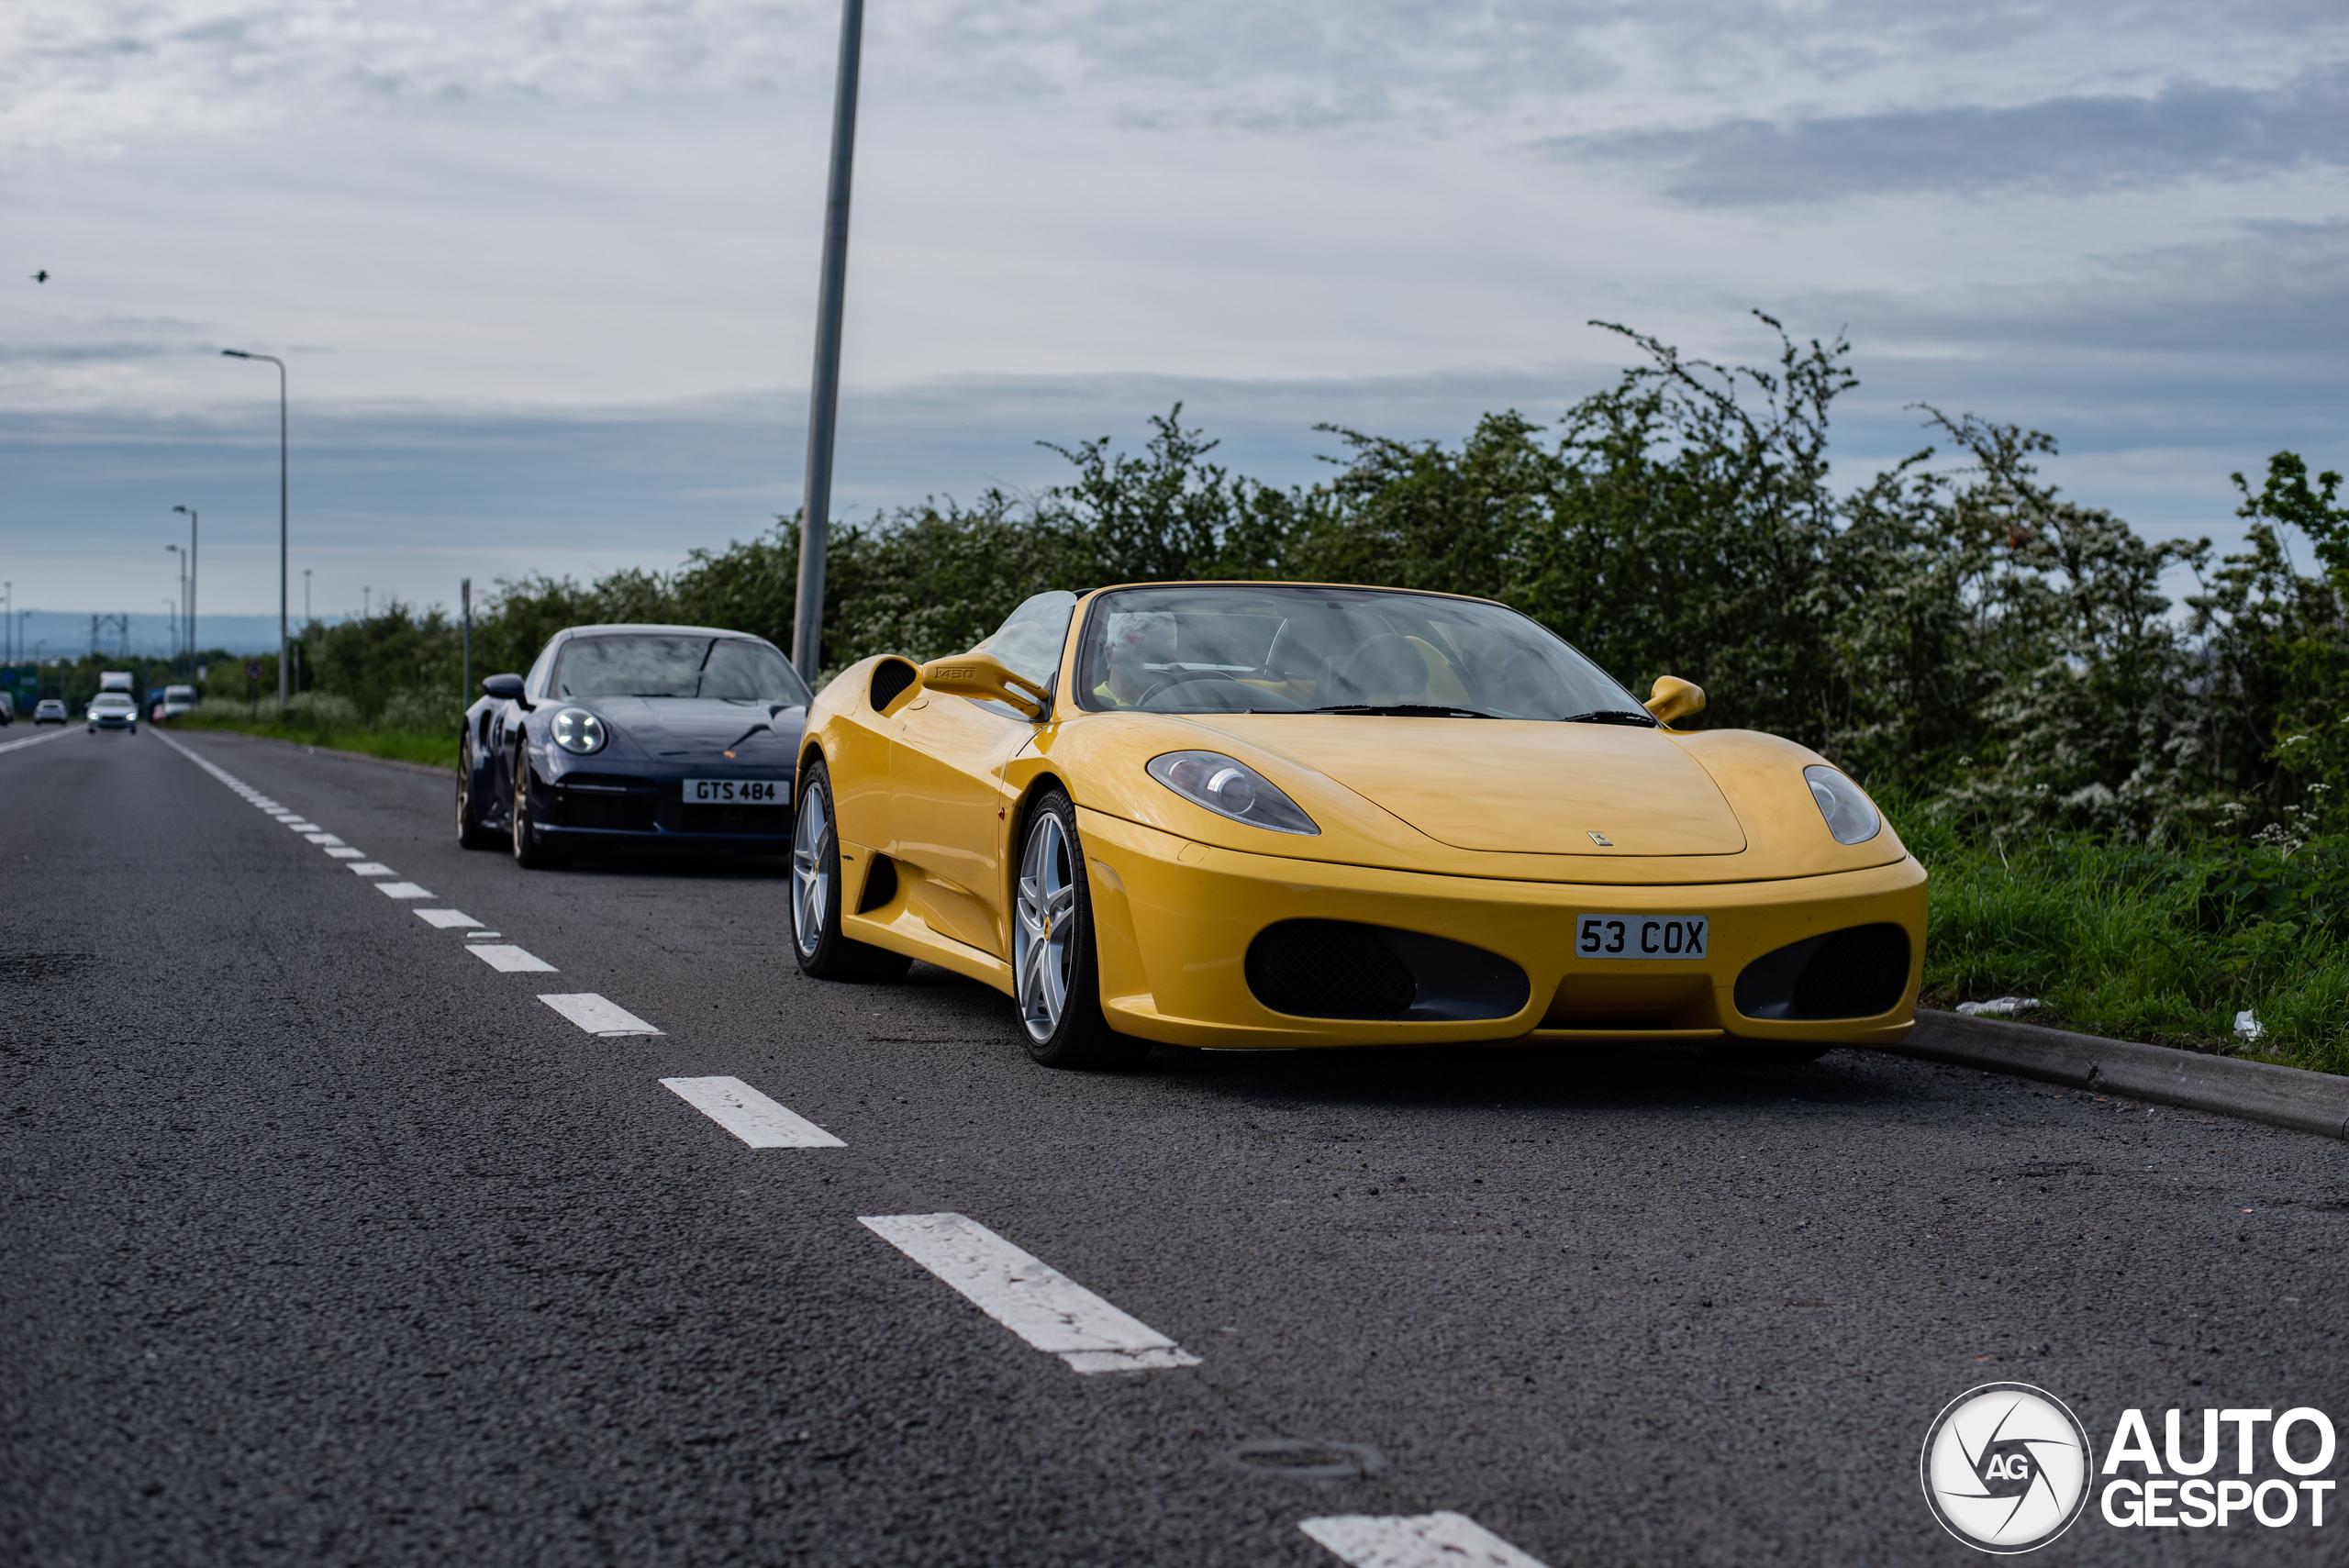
[1920,1383,2094,1552]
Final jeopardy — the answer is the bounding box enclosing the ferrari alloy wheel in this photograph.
[510,750,570,869]
[1012,791,1140,1068]
[791,777,832,960]
[791,759,911,982]
[455,739,498,850]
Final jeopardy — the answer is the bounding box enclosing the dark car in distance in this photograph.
[459,624,812,867]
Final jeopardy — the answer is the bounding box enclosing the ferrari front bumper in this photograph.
[1075,807,1928,1051]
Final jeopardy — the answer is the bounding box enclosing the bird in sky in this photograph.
[30,271,48,284]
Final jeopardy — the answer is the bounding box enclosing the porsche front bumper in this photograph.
[1074,807,1928,1051]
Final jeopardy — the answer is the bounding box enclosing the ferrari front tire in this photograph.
[1013,790,1141,1069]
[791,760,911,983]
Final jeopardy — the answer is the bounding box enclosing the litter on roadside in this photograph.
[1957,996,2043,1018]
[2233,1008,2264,1044]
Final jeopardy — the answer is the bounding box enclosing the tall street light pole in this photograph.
[167,545,186,660]
[791,0,866,681]
[173,505,197,659]
[221,351,287,709]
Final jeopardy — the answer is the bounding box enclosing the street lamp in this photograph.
[220,351,286,709]
[791,0,866,679]
[167,545,186,662]
[173,505,197,658]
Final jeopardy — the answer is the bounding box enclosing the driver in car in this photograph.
[1092,611,1179,706]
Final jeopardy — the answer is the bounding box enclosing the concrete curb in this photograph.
[1887,1010,2349,1141]
[173,727,454,780]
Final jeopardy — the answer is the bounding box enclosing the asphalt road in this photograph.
[4,725,2344,1567]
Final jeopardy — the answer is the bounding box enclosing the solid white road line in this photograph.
[347,862,395,875]
[468,944,557,973]
[660,1077,844,1148]
[0,728,72,757]
[857,1213,1201,1373]
[536,993,663,1037]
[374,882,433,899]
[324,847,364,860]
[1300,1514,1551,1568]
[413,909,482,929]
[305,832,343,844]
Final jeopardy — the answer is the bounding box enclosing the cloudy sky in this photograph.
[5,0,2346,642]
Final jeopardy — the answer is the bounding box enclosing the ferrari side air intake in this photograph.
[1245,919,1530,1022]
[1733,923,1910,1021]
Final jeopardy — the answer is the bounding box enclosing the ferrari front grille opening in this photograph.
[1245,920,1530,1022]
[1733,923,1910,1021]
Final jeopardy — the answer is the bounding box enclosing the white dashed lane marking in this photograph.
[413,909,481,929]
[1300,1514,1551,1568]
[537,994,663,1037]
[858,1212,1201,1374]
[324,847,364,860]
[661,1077,844,1148]
[469,944,557,973]
[347,862,395,875]
[374,882,433,899]
[283,820,320,831]
[0,728,72,756]
[305,832,343,844]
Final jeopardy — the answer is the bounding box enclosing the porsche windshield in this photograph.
[1073,585,1650,722]
[551,636,811,704]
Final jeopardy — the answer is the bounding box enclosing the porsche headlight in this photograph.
[551,707,607,755]
[1804,764,1881,845]
[1146,751,1319,836]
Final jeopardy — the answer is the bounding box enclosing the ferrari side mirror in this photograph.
[918,651,1052,722]
[483,673,531,711]
[1643,674,1705,728]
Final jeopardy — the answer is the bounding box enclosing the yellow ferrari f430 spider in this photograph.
[790,582,1926,1068]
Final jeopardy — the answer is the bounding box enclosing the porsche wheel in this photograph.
[511,750,570,869]
[455,738,499,850]
[1013,791,1141,1069]
[792,760,911,982]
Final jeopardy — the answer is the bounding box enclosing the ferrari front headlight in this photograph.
[551,707,607,755]
[1804,764,1881,845]
[1146,751,1319,836]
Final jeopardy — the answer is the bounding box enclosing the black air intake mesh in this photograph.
[870,659,918,712]
[1246,920,1417,1018]
[1790,923,1910,1018]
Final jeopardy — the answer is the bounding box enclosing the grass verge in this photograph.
[174,711,456,772]
[1900,807,2349,1075]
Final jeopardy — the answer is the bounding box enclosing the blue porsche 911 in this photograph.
[459,623,812,867]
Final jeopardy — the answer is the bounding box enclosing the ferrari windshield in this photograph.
[1074,584,1649,721]
[551,635,811,704]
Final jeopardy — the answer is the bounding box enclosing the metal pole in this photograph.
[461,578,473,704]
[791,0,865,680]
[220,351,286,707]
[175,506,198,659]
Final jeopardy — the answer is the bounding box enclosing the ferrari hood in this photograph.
[1252,718,1747,856]
[586,696,802,757]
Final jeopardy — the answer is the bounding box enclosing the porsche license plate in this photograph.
[683,778,784,805]
[1576,913,1709,961]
